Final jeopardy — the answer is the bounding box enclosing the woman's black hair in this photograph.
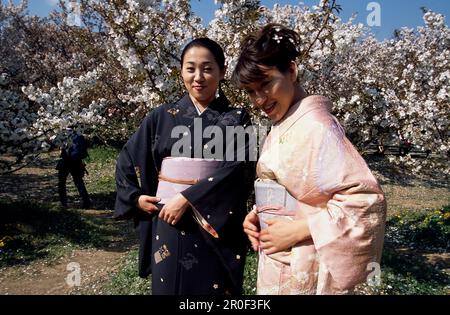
[180,37,226,71]
[231,23,301,88]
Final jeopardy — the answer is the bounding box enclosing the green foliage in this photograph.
[87,177,116,196]
[377,248,449,294]
[85,145,120,164]
[243,250,258,295]
[356,267,448,295]
[360,206,450,295]
[84,145,118,208]
[379,268,448,294]
[98,249,151,295]
[386,206,450,250]
[356,239,449,294]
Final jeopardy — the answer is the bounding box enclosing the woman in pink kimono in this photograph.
[231,24,387,295]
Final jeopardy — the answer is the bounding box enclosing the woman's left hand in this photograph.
[259,219,311,255]
[159,193,189,225]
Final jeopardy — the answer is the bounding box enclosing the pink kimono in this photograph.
[255,95,387,295]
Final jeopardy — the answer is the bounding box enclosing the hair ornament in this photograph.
[273,34,283,43]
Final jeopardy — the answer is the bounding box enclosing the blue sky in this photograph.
[3,0,450,41]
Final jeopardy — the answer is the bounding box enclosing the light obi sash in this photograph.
[254,179,299,230]
[255,179,318,294]
[255,179,306,294]
[156,157,222,238]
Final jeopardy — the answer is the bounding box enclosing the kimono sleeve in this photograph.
[295,117,387,290]
[180,110,256,234]
[114,114,159,220]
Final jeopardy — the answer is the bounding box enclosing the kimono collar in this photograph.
[179,93,230,116]
[206,93,230,113]
[272,95,333,137]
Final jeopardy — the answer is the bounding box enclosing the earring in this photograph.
[215,87,220,99]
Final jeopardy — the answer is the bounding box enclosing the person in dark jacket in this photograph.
[57,128,91,208]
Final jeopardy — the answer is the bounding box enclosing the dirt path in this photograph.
[0,151,61,204]
[0,247,129,295]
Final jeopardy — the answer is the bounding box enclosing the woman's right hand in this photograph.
[243,209,260,251]
[136,195,161,213]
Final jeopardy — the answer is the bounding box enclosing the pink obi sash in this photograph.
[156,157,221,205]
[255,179,299,230]
[156,157,222,238]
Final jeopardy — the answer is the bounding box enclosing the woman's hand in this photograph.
[159,193,189,225]
[137,195,161,213]
[243,210,260,251]
[259,219,311,255]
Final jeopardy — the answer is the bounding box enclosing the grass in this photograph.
[1,145,449,295]
[85,145,120,165]
[72,249,151,295]
[84,146,119,202]
[356,267,448,295]
[382,184,450,213]
[355,206,450,295]
[243,250,258,295]
[100,249,151,295]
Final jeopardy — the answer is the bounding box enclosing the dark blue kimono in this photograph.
[114,93,255,295]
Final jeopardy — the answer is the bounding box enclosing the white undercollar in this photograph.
[193,102,205,116]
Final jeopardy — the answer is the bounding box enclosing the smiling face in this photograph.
[181,46,225,109]
[242,62,301,122]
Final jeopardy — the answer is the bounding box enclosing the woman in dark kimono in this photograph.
[114,38,255,295]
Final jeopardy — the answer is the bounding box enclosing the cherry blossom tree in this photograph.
[1,0,448,175]
[1,0,109,171]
